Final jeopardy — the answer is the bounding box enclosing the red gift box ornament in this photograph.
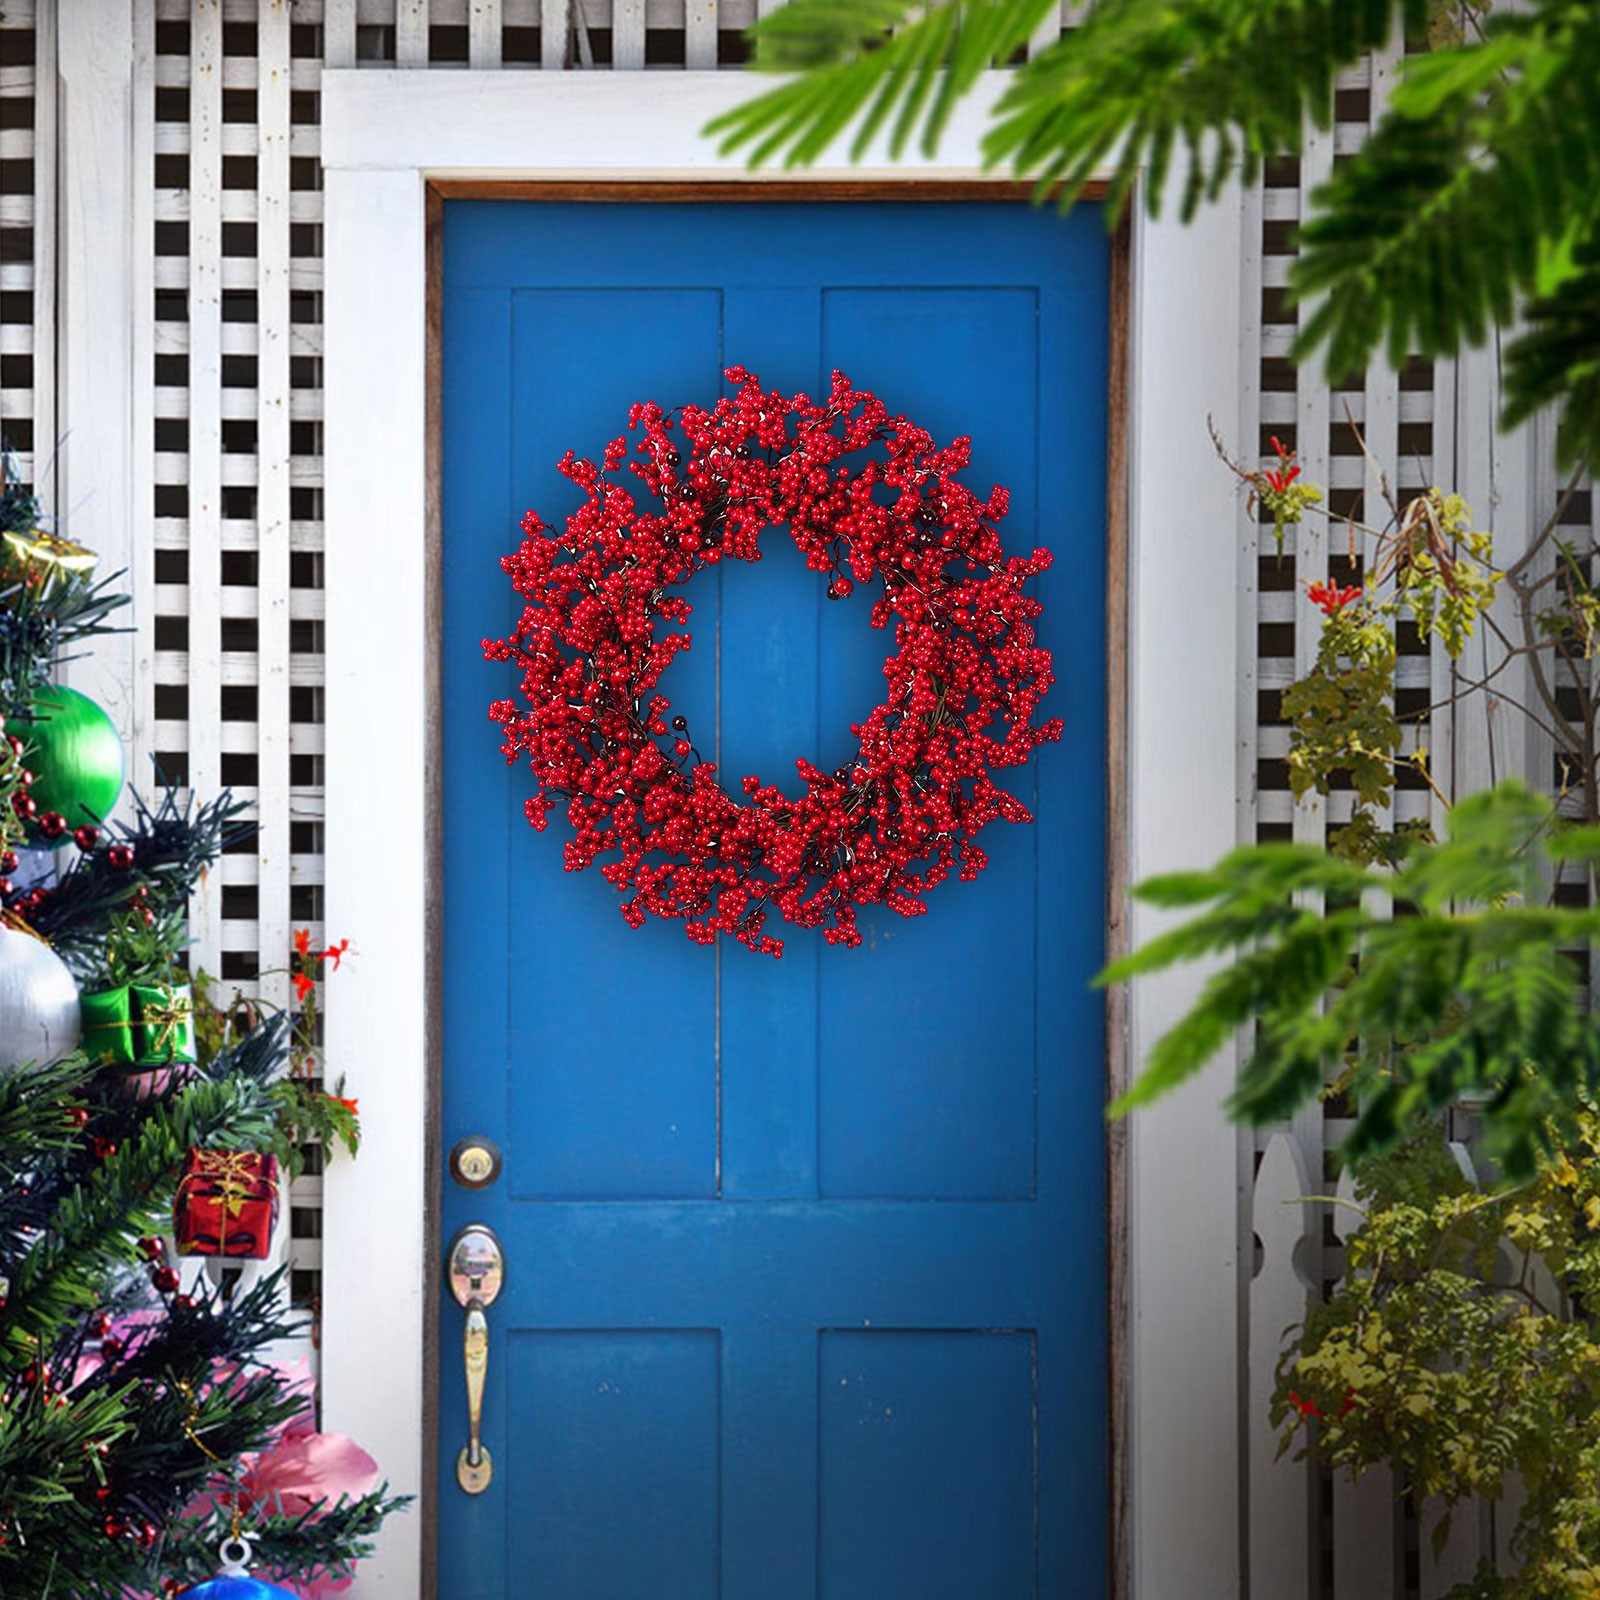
[174,1149,279,1260]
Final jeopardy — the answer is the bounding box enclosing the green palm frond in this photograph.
[1292,6,1600,387]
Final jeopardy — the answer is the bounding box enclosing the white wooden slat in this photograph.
[131,0,159,815]
[58,2,139,760]
[1250,1132,1315,1600]
[324,0,359,67]
[397,0,429,65]
[153,454,324,487]
[187,0,226,968]
[1237,168,1262,855]
[153,519,326,552]
[1329,1169,1401,1600]
[1283,108,1338,1204]
[469,0,503,67]
[154,653,326,687]
[613,0,645,70]
[155,386,325,421]
[152,122,321,156]
[30,0,57,503]
[218,851,327,886]
[685,0,717,69]
[257,0,294,1018]
[152,583,324,621]
[154,320,325,358]
[541,0,568,68]
[151,721,327,758]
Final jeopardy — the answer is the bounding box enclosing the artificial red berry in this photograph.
[99,1338,124,1362]
[0,849,16,872]
[107,844,134,870]
[73,825,99,850]
[137,1236,164,1261]
[37,811,66,840]
[151,1266,179,1293]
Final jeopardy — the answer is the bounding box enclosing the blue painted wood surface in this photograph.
[441,200,1109,1598]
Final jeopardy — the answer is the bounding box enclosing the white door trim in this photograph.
[320,69,1244,1599]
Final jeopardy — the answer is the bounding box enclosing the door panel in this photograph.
[441,199,1109,1599]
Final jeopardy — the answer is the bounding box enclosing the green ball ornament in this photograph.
[5,686,124,847]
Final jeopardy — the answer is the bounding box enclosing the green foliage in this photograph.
[1281,598,1400,808]
[1276,1122,1600,1596]
[718,0,1600,466]
[1102,782,1600,1179]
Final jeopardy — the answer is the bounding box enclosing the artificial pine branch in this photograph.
[23,785,253,979]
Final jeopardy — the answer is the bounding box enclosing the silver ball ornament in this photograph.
[0,922,81,1071]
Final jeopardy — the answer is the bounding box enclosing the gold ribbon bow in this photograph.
[140,983,193,1060]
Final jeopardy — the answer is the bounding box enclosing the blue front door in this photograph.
[440,198,1109,1599]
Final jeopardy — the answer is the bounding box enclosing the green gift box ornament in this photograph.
[80,981,197,1067]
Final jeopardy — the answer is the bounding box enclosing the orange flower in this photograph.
[292,971,315,1002]
[293,929,312,956]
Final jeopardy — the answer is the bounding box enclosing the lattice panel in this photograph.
[1,1,53,514]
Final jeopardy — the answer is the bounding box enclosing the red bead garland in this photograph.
[484,367,1062,957]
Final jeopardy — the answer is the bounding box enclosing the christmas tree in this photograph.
[0,460,403,1595]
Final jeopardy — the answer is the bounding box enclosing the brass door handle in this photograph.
[463,1305,489,1470]
[447,1224,505,1495]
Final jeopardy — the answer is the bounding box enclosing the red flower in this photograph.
[1338,1386,1358,1418]
[1307,579,1363,615]
[293,928,311,956]
[327,1095,359,1117]
[1264,435,1302,496]
[1288,1389,1323,1419]
[292,971,315,1002]
[320,937,351,970]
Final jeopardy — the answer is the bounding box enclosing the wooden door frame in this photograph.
[321,69,1245,1600]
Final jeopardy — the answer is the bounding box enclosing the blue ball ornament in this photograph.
[183,1580,299,1600]
[180,1537,300,1599]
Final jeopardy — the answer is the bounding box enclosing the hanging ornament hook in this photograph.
[217,1532,254,1575]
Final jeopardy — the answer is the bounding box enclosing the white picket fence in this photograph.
[2,0,1592,1592]
[1249,1130,1510,1597]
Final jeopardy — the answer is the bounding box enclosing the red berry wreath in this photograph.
[484,366,1061,957]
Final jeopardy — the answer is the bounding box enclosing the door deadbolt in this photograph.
[448,1136,502,1190]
